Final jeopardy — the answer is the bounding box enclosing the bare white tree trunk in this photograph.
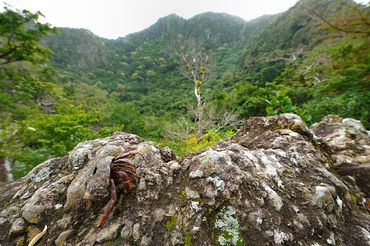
[0,158,13,183]
[176,39,208,135]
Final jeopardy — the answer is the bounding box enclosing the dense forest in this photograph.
[0,0,369,179]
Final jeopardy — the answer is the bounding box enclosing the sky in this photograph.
[1,0,368,39]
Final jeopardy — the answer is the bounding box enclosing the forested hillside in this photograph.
[1,0,369,179]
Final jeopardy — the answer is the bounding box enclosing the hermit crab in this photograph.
[97,150,143,227]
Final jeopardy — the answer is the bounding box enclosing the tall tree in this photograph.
[171,36,209,135]
[0,7,55,182]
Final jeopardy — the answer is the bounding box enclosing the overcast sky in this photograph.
[1,0,368,39]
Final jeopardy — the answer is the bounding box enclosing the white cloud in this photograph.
[1,0,368,39]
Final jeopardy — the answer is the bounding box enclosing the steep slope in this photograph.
[44,28,112,70]
[42,0,369,125]
[43,28,119,87]
[122,14,186,41]
[42,12,265,115]
[43,13,251,117]
[246,0,363,56]
[240,0,357,84]
[186,12,249,46]
[122,12,249,46]
[42,0,352,95]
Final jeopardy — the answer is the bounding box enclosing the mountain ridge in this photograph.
[41,0,369,120]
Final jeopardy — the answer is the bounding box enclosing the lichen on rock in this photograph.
[214,206,243,246]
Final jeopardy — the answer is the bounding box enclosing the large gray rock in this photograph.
[0,115,369,246]
[312,115,370,198]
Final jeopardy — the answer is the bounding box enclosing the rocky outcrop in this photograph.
[0,114,369,246]
[312,115,370,199]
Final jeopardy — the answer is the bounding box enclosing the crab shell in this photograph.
[110,157,139,192]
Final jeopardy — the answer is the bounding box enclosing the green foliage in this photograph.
[0,8,61,178]
[8,105,107,178]
[0,8,56,65]
[161,129,234,157]
[296,35,370,127]
[0,7,112,178]
[10,147,50,179]
[213,82,272,119]
[0,117,16,161]
[302,92,369,127]
[22,107,100,154]
[266,92,295,116]
[0,64,56,120]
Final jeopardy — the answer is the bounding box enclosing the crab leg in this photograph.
[113,150,144,161]
[112,160,138,179]
[116,171,133,192]
[113,159,135,167]
[114,164,137,174]
[123,171,138,182]
[118,167,138,179]
[97,179,118,228]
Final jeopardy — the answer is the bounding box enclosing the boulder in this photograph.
[312,115,370,197]
[0,115,369,245]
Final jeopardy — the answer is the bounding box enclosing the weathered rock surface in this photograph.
[312,115,370,198]
[0,114,369,245]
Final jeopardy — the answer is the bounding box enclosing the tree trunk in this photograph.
[0,158,13,183]
[194,80,204,135]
